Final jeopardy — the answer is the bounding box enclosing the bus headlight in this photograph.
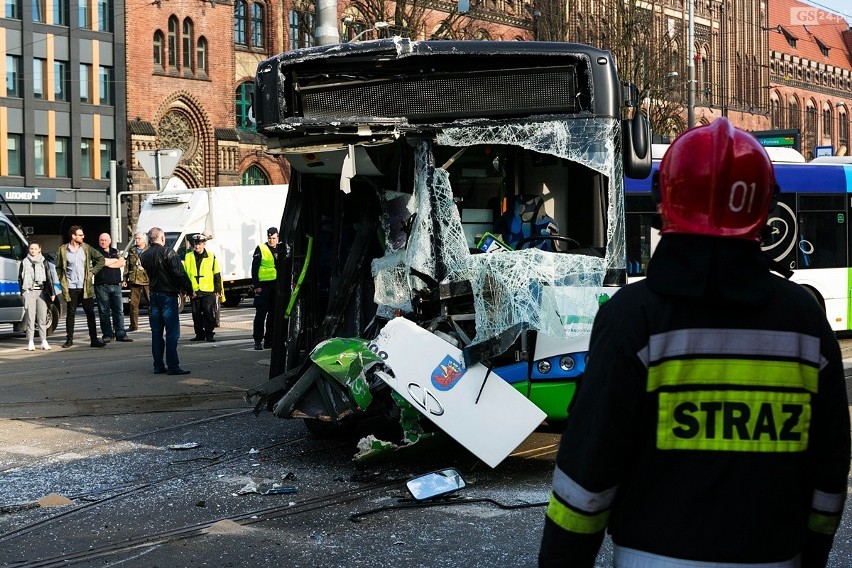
[559,355,575,372]
[537,360,552,374]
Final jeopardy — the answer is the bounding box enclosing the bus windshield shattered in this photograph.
[246,39,650,467]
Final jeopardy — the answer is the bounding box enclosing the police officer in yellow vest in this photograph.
[251,227,279,350]
[183,233,224,342]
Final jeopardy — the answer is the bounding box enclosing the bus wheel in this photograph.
[46,303,60,336]
[302,418,343,438]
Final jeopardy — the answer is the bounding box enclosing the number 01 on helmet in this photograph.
[657,117,776,242]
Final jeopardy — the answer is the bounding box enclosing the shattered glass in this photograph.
[370,118,624,347]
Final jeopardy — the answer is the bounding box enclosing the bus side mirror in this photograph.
[623,110,651,179]
[406,468,466,500]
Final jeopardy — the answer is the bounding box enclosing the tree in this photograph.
[533,0,687,137]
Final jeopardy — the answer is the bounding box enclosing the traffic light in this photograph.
[116,160,127,193]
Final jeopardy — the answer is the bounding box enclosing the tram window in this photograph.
[796,211,846,268]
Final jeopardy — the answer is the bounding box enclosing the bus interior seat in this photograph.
[495,194,559,251]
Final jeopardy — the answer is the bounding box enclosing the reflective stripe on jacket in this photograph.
[183,251,219,293]
[257,244,276,282]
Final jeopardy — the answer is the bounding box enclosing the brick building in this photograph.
[767,0,852,158]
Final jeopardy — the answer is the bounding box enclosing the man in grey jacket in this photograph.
[55,225,106,348]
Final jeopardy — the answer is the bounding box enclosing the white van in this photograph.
[0,211,62,335]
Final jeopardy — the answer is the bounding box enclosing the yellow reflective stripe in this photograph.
[808,511,842,535]
[647,359,818,393]
[545,493,608,535]
[656,390,811,452]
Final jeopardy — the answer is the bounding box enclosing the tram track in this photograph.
[4,478,405,568]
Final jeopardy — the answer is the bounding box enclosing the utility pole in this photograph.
[109,160,119,243]
[687,0,696,128]
[315,0,339,46]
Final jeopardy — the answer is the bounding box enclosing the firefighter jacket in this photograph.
[539,234,850,568]
[251,243,276,286]
[183,250,222,296]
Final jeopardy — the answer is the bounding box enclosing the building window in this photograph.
[770,98,781,129]
[81,138,93,178]
[788,98,799,130]
[34,135,47,176]
[79,63,90,102]
[182,18,193,70]
[234,0,247,45]
[54,60,69,101]
[805,106,817,157]
[251,2,264,48]
[153,31,164,70]
[235,82,254,131]
[99,140,113,178]
[55,136,68,177]
[98,65,113,105]
[839,111,848,150]
[289,9,314,50]
[196,37,207,74]
[97,0,111,31]
[6,134,21,176]
[241,164,269,185]
[32,0,45,21]
[5,55,22,97]
[4,0,21,18]
[77,0,88,28]
[52,0,67,25]
[32,58,46,99]
[168,16,178,69]
[822,106,832,139]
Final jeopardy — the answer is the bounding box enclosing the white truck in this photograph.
[133,185,288,307]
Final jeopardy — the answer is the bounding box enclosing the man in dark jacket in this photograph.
[140,227,194,375]
[539,118,850,567]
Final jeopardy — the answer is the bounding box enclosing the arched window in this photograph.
[289,8,314,50]
[805,102,817,157]
[838,108,848,152]
[153,31,164,70]
[196,37,208,75]
[822,104,832,140]
[241,165,270,185]
[236,82,255,131]
[168,16,178,69]
[183,18,194,71]
[770,94,781,129]
[788,96,799,131]
[251,3,264,49]
[234,0,247,46]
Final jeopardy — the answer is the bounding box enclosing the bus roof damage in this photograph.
[246,39,649,467]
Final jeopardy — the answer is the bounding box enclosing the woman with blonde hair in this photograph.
[18,242,56,350]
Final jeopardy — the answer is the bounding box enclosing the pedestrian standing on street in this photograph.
[538,118,850,568]
[124,231,150,332]
[95,233,132,343]
[55,226,106,349]
[251,227,279,350]
[183,233,224,342]
[141,227,194,375]
[18,242,56,351]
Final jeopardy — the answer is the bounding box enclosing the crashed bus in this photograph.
[247,39,651,467]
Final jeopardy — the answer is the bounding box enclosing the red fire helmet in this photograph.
[657,117,776,241]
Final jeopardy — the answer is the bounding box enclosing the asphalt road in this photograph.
[0,306,850,567]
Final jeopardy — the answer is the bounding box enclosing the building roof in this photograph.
[768,0,852,70]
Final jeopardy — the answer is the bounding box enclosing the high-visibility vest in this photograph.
[183,252,219,293]
[258,244,276,282]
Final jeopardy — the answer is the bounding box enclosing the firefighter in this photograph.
[538,118,850,568]
[183,233,224,342]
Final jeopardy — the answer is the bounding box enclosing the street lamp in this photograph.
[348,21,389,42]
[687,0,696,128]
